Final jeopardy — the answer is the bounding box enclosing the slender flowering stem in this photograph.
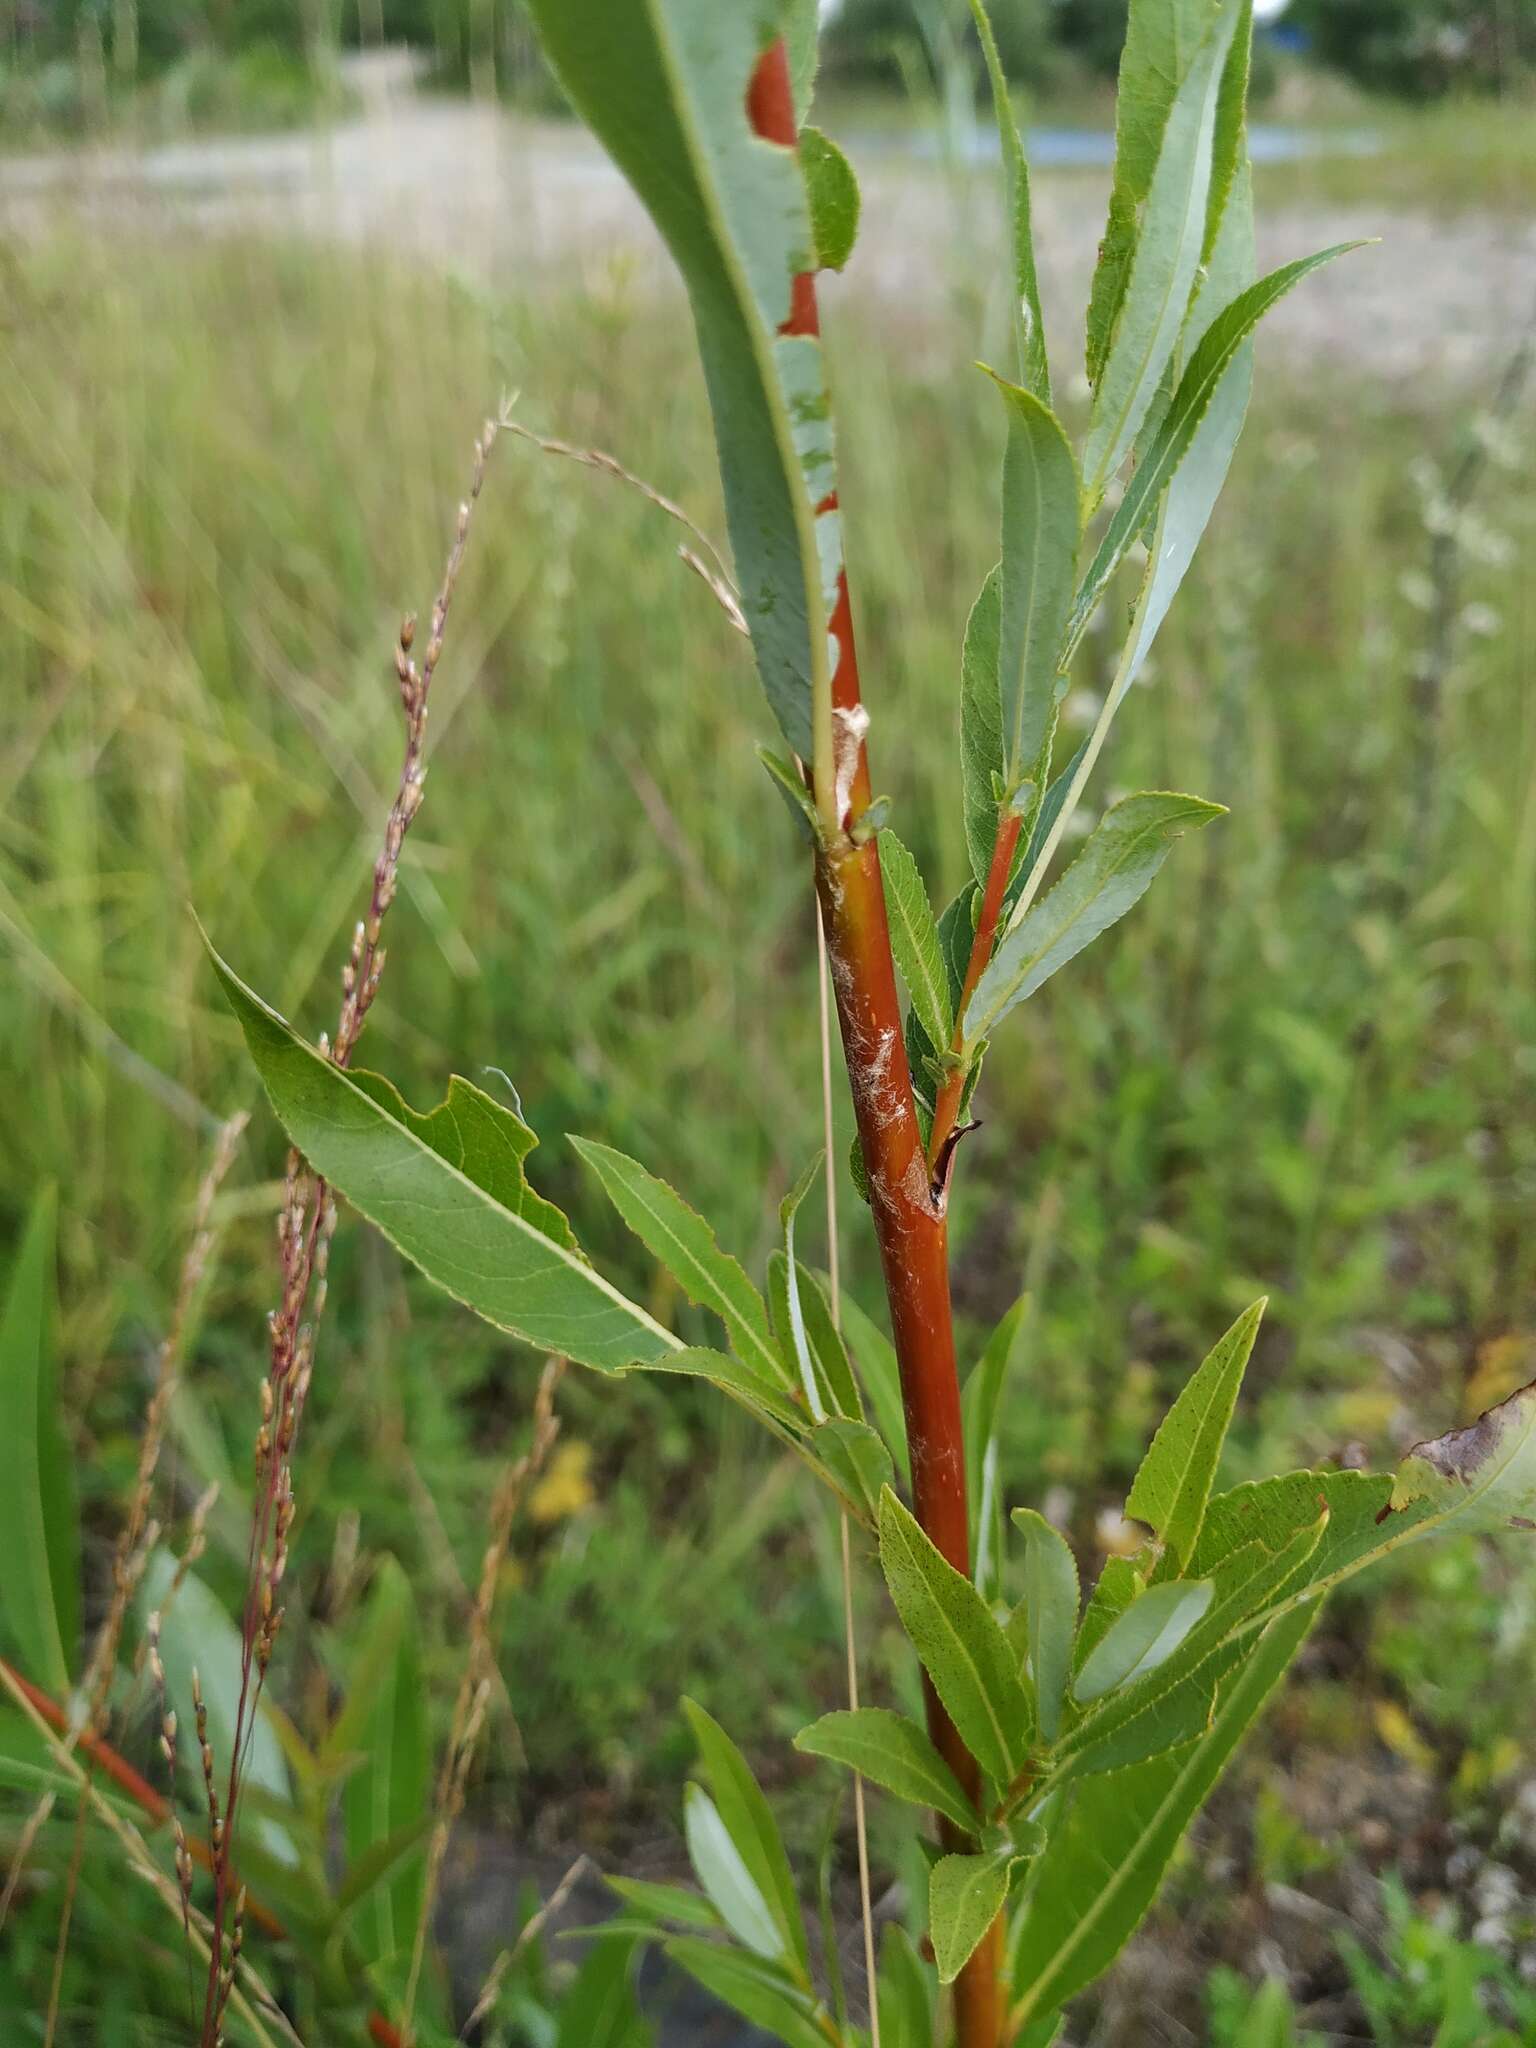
[199,424,501,2047]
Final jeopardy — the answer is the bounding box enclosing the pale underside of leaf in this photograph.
[525,0,835,760]
[965,792,1224,1052]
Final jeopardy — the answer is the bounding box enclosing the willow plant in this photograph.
[203,4,1536,2044]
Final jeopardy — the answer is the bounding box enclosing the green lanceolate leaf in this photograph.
[1010,1601,1317,2027]
[989,376,1079,790]
[960,567,1006,892]
[967,0,1049,401]
[633,1346,805,1437]
[1126,1300,1266,1579]
[1008,738,1091,914]
[879,831,953,1054]
[1071,240,1364,654]
[1083,0,1244,501]
[930,1850,1013,1984]
[785,0,820,117]
[1073,1579,1214,1704]
[683,1783,784,1960]
[1010,1509,1080,1743]
[141,1551,296,1867]
[554,1936,648,2048]
[525,0,836,761]
[795,1707,977,1834]
[775,1156,825,1417]
[1063,1516,1326,1775]
[1059,1638,1243,1779]
[1107,156,1256,695]
[0,1190,78,1696]
[964,1296,1031,1603]
[965,793,1224,1053]
[207,938,677,1374]
[809,1418,891,1523]
[1086,0,1246,385]
[878,1922,936,2048]
[606,1875,722,1932]
[684,1699,809,1978]
[1188,1377,1536,1621]
[337,1559,428,1965]
[767,1253,862,1424]
[571,1138,785,1391]
[878,1488,1031,1790]
[799,126,859,272]
[665,1940,828,2048]
[839,1292,909,1487]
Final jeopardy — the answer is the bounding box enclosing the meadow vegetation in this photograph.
[0,57,1533,2041]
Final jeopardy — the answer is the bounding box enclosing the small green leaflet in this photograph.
[799,127,859,272]
[1010,1509,1080,1743]
[964,793,1225,1054]
[571,1139,786,1392]
[0,1189,78,1697]
[964,1296,1032,1603]
[1082,0,1244,501]
[795,1707,977,1834]
[839,1292,909,1487]
[1010,1602,1316,2026]
[967,0,1050,402]
[683,1698,810,1979]
[809,1418,891,1523]
[878,830,953,1055]
[930,1850,1013,1984]
[989,375,1079,789]
[1069,241,1364,655]
[959,568,1006,892]
[523,0,834,759]
[605,1876,722,1933]
[1073,1579,1214,1704]
[878,1488,1032,1789]
[207,936,678,1375]
[632,1345,804,1437]
[665,1940,829,2048]
[1126,1299,1265,1579]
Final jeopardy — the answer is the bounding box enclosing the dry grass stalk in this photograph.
[198,418,502,2046]
[0,1658,299,2048]
[497,404,748,635]
[461,1851,595,2038]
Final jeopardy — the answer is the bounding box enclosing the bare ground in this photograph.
[3,62,1533,388]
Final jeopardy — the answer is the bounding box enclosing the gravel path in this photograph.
[3,57,1533,387]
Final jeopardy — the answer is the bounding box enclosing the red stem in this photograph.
[750,44,1002,2048]
[927,809,1023,1174]
[0,1655,402,2043]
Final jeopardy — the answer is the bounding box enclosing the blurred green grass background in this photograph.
[1,102,1534,2033]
